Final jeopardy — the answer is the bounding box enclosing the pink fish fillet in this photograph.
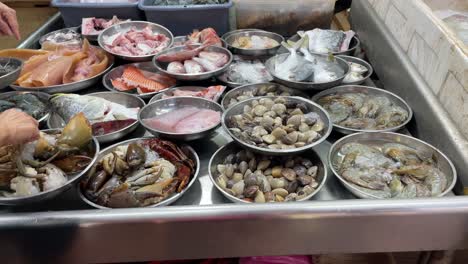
[157,45,207,62]
[184,60,204,74]
[192,57,218,72]
[198,51,228,67]
[174,109,221,133]
[167,61,186,74]
[144,107,199,132]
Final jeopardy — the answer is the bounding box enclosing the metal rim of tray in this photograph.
[0,91,50,125]
[311,85,413,134]
[78,137,201,209]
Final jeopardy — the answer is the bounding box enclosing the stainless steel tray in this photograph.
[2,3,468,263]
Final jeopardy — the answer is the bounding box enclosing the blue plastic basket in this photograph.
[139,0,232,36]
[52,0,145,27]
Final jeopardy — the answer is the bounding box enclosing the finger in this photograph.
[4,11,19,40]
[0,17,13,37]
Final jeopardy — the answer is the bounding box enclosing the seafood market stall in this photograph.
[1,1,468,263]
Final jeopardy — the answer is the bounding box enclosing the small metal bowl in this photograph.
[265,53,349,91]
[221,83,308,110]
[221,29,264,41]
[225,30,284,56]
[103,61,177,100]
[329,132,457,199]
[222,96,332,156]
[285,34,360,56]
[338,55,373,85]
[311,85,413,135]
[149,86,223,103]
[0,91,50,126]
[0,129,99,206]
[173,35,227,48]
[0,57,23,90]
[38,26,82,46]
[139,97,223,141]
[78,137,200,209]
[153,45,233,81]
[98,21,174,62]
[209,141,328,203]
[47,92,145,144]
[11,55,114,94]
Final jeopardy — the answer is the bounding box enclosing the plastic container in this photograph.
[52,0,144,27]
[139,0,233,36]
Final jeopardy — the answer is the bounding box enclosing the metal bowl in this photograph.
[0,129,99,206]
[152,45,233,81]
[78,137,200,209]
[0,91,50,126]
[222,96,332,156]
[225,30,284,56]
[209,141,328,203]
[139,97,223,141]
[103,61,176,100]
[337,55,373,85]
[221,28,264,41]
[311,85,413,135]
[149,86,223,103]
[173,35,227,48]
[98,21,174,62]
[47,92,145,144]
[285,34,360,56]
[11,55,114,94]
[0,57,23,90]
[264,53,349,91]
[329,132,457,199]
[221,83,308,110]
[38,26,81,46]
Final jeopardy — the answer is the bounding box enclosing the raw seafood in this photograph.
[41,29,82,48]
[298,29,355,53]
[161,85,226,101]
[214,147,321,203]
[103,25,170,56]
[227,97,326,150]
[220,56,272,85]
[50,94,139,136]
[343,61,368,83]
[144,107,221,133]
[0,60,16,77]
[82,16,130,36]
[224,84,302,108]
[317,92,409,130]
[81,138,196,208]
[335,142,449,198]
[0,93,48,120]
[153,0,228,5]
[0,114,95,198]
[231,35,279,49]
[176,28,222,47]
[111,66,176,94]
[158,46,229,74]
[0,40,111,88]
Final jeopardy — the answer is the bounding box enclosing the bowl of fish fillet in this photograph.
[139,97,223,141]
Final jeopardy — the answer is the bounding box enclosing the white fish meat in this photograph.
[343,71,365,83]
[274,38,314,81]
[349,62,368,74]
[298,29,355,53]
[224,60,273,84]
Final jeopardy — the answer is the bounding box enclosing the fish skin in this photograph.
[157,45,207,63]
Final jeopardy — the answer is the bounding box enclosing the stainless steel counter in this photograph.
[1,1,468,263]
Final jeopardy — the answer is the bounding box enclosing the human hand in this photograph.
[0,2,19,40]
[0,109,39,146]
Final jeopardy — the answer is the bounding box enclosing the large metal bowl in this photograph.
[265,53,349,91]
[152,45,233,81]
[225,30,284,56]
[78,137,200,209]
[0,129,99,206]
[329,132,457,199]
[0,57,23,90]
[149,86,223,103]
[11,55,114,94]
[98,21,174,62]
[0,91,50,126]
[221,83,308,110]
[209,141,328,204]
[221,29,264,40]
[311,85,413,135]
[284,34,360,56]
[47,92,145,144]
[103,61,177,100]
[139,97,223,141]
[338,55,373,85]
[173,35,227,48]
[222,96,332,156]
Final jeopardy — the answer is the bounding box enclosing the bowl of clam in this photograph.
[222,96,332,155]
[209,142,327,203]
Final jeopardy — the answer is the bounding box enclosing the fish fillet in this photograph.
[173,109,220,133]
[144,107,199,132]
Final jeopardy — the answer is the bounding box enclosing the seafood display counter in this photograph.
[1,1,468,263]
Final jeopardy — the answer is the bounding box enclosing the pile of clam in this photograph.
[215,149,320,203]
[227,97,325,150]
[225,84,299,108]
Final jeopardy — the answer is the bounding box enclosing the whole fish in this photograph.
[167,61,186,74]
[157,45,207,62]
[274,37,314,82]
[298,29,355,53]
[184,60,204,74]
[192,57,218,72]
